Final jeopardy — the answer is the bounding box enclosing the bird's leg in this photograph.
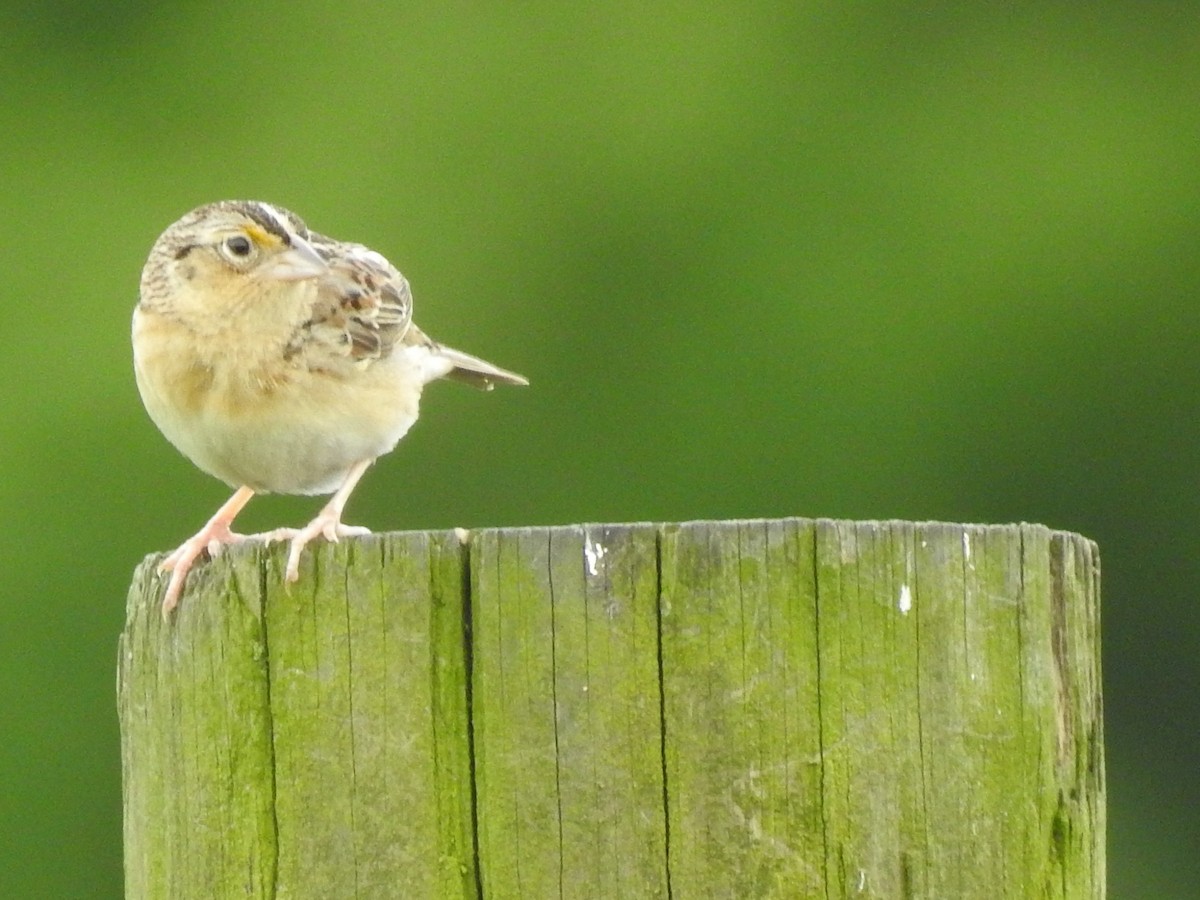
[159,485,257,616]
[285,459,374,582]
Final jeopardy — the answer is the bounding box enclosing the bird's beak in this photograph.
[258,236,328,281]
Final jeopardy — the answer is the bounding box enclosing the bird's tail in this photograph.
[404,323,528,390]
[438,344,529,391]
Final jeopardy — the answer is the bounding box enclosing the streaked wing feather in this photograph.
[284,235,526,390]
[284,235,413,370]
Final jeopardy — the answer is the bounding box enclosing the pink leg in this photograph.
[285,459,374,582]
[160,486,256,616]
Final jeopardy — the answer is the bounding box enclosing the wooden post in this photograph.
[119,520,1105,898]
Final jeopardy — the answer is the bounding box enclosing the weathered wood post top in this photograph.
[119,518,1104,898]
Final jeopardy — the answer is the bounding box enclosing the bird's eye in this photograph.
[222,235,254,260]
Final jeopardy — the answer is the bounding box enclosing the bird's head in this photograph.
[140,200,328,320]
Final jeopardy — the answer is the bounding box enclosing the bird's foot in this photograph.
[159,522,249,616]
[284,511,371,582]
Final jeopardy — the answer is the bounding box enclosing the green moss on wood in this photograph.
[120,520,1104,899]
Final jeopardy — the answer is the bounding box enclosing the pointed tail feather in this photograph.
[436,344,529,391]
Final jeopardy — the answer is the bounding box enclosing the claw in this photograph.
[282,459,374,583]
[284,513,372,582]
[159,486,257,617]
[157,460,374,615]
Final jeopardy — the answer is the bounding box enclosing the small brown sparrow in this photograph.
[133,200,527,614]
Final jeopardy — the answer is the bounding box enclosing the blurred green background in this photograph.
[0,2,1195,896]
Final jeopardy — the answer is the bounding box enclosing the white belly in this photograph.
[134,326,424,495]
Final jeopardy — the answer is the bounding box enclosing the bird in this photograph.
[133,200,527,615]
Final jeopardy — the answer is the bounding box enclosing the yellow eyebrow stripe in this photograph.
[243,223,285,248]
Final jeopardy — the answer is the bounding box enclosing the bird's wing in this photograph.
[285,234,527,389]
[283,235,413,369]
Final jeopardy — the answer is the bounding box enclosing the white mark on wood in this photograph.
[963,531,972,561]
[857,869,866,891]
[454,527,471,545]
[584,535,607,576]
[899,583,912,615]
